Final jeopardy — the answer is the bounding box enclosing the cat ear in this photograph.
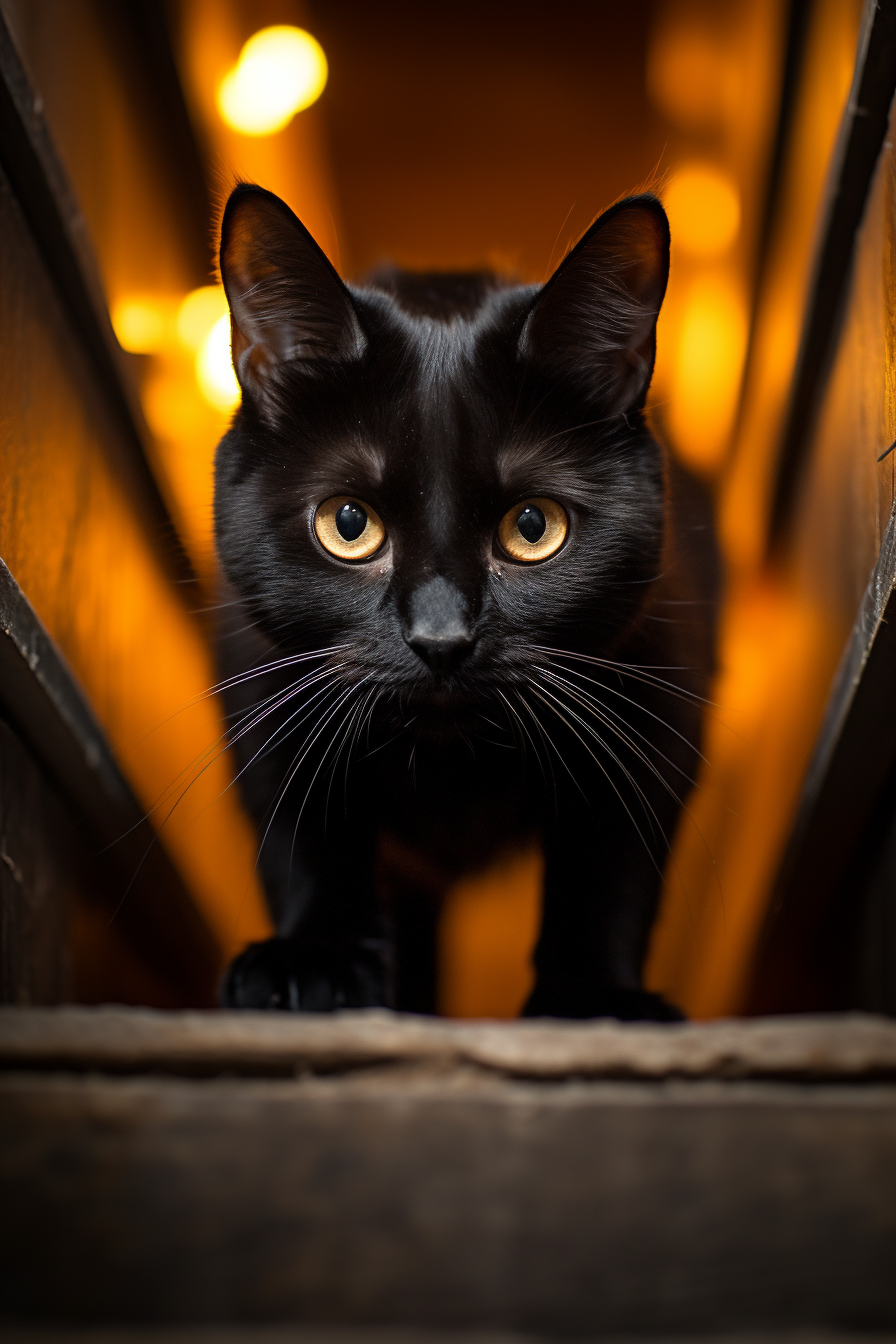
[521,194,670,414]
[219,184,364,408]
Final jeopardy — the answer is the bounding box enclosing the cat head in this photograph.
[215,183,670,724]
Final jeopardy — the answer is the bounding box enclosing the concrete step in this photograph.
[1,1009,895,1333]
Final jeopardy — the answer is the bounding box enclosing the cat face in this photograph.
[215,186,670,722]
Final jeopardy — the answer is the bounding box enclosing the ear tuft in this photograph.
[521,195,670,414]
[219,184,364,412]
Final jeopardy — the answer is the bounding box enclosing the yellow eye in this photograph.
[314,496,385,560]
[498,497,568,562]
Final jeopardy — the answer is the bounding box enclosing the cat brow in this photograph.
[495,439,606,502]
[312,440,387,487]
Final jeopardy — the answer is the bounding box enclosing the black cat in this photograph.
[215,183,717,1019]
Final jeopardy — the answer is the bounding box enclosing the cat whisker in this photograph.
[295,680,375,848]
[142,645,350,743]
[342,684,379,804]
[255,680,370,883]
[494,687,530,771]
[526,682,665,876]
[208,645,350,701]
[161,667,351,831]
[536,666,698,789]
[324,686,374,831]
[106,665,352,926]
[532,671,722,905]
[515,687,579,811]
[529,643,715,710]
[533,674,682,845]
[105,661,346,856]
[532,679,665,840]
[534,657,708,765]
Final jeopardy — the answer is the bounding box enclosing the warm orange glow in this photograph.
[196,313,240,412]
[217,25,328,136]
[664,165,741,258]
[112,297,167,353]
[439,847,543,1018]
[646,580,844,1017]
[177,285,228,350]
[647,27,739,129]
[668,271,748,474]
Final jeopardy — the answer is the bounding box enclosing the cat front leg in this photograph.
[221,815,393,1011]
[523,811,683,1021]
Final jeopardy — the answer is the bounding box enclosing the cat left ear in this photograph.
[521,194,670,414]
[219,184,364,409]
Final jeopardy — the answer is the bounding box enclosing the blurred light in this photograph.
[112,298,166,353]
[177,286,228,350]
[438,847,542,1019]
[196,314,240,412]
[647,28,739,129]
[142,364,211,442]
[217,26,328,136]
[668,271,748,474]
[664,165,741,257]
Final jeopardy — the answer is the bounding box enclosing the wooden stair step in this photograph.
[1,1009,895,1333]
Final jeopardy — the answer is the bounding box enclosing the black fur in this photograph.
[215,183,718,1019]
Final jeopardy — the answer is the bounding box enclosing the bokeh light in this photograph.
[664,165,742,257]
[668,271,748,474]
[176,285,228,350]
[196,313,240,412]
[112,298,166,353]
[217,26,328,136]
[647,27,739,129]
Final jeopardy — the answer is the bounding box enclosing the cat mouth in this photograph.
[385,679,520,742]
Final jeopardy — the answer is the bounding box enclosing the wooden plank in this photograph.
[0,1333,891,1344]
[0,1067,893,1329]
[0,8,195,589]
[748,501,896,1010]
[0,721,69,1003]
[769,0,896,546]
[1,1006,896,1080]
[0,563,219,1005]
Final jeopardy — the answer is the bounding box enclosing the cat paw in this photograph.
[220,935,392,1011]
[522,981,684,1022]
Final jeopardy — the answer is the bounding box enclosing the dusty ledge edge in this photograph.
[1,1006,895,1080]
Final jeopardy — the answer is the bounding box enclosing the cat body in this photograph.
[215,185,717,1018]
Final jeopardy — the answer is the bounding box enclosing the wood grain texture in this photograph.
[0,1333,892,1344]
[0,134,268,965]
[0,721,69,1003]
[770,0,896,544]
[746,87,896,1012]
[0,560,219,1005]
[0,1067,894,1329]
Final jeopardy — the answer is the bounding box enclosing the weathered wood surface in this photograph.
[2,1006,896,1079]
[2,1010,894,1328]
[0,1333,891,1344]
[0,722,70,1003]
[770,0,896,544]
[0,562,219,1006]
[1,1069,894,1328]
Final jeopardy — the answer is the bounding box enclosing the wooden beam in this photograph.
[0,560,219,1004]
[768,0,896,549]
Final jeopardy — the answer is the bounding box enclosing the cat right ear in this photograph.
[219,184,364,411]
[520,194,670,414]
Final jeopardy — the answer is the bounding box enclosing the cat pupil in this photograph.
[336,501,367,541]
[517,505,546,544]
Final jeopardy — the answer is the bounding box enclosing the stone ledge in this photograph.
[1,1006,895,1080]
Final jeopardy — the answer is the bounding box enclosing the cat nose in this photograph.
[404,576,476,671]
